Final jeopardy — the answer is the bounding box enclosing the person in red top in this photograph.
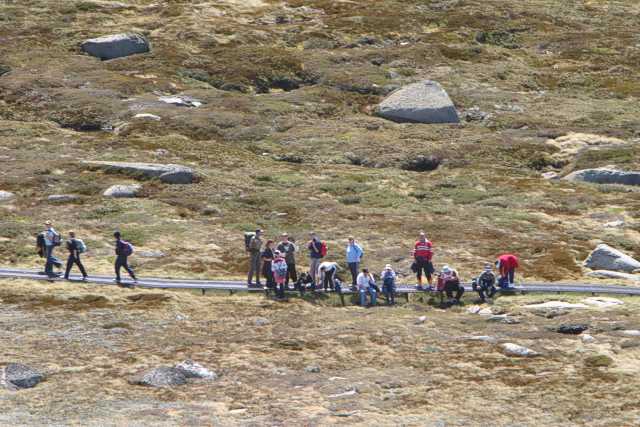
[496,253,519,287]
[413,232,434,289]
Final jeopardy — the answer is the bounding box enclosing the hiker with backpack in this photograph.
[276,233,297,288]
[261,240,275,289]
[356,268,377,307]
[317,261,339,292]
[496,253,519,288]
[412,232,434,290]
[246,229,263,287]
[437,265,464,304]
[64,231,88,281]
[472,263,497,302]
[346,236,364,290]
[114,231,137,287]
[381,264,397,305]
[272,250,288,298]
[43,220,63,278]
[307,232,326,286]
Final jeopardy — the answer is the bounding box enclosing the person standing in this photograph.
[381,264,397,305]
[317,261,339,292]
[272,250,288,299]
[43,220,62,278]
[276,233,297,288]
[247,229,264,287]
[261,240,275,289]
[114,231,137,287]
[497,253,519,288]
[356,268,377,307]
[307,232,324,285]
[346,236,364,290]
[64,231,88,281]
[413,232,434,289]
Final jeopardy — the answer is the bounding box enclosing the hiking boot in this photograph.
[82,276,88,282]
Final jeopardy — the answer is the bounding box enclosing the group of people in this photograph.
[36,221,137,287]
[246,229,520,306]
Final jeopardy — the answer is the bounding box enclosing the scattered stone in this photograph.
[581,334,596,343]
[467,306,493,316]
[81,33,150,61]
[158,95,202,108]
[175,313,188,321]
[328,388,358,399]
[129,367,187,387]
[2,363,44,390]
[564,168,640,186]
[84,161,196,184]
[587,270,640,282]
[466,335,497,343]
[376,80,459,124]
[621,330,640,337]
[583,244,640,273]
[487,315,520,324]
[582,297,625,307]
[620,339,640,349]
[604,220,625,228]
[461,106,491,122]
[47,194,79,203]
[133,113,161,121]
[108,327,129,335]
[524,301,588,310]
[500,343,539,357]
[254,317,270,327]
[304,365,321,373]
[415,315,427,324]
[400,155,441,172]
[202,206,222,216]
[103,184,141,198]
[175,360,217,380]
[555,324,589,335]
[542,171,560,180]
[0,191,15,202]
[584,354,613,368]
[137,250,165,258]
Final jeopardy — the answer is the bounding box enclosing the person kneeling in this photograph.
[472,263,496,303]
[357,268,377,307]
[437,265,464,305]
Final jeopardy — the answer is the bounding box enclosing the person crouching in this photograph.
[437,265,464,305]
[472,263,496,303]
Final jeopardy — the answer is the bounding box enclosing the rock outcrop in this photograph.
[103,184,142,198]
[84,161,196,184]
[81,33,150,61]
[129,367,187,387]
[546,133,628,164]
[564,168,640,186]
[1,363,44,390]
[583,244,640,273]
[47,194,79,203]
[175,360,217,380]
[377,80,459,124]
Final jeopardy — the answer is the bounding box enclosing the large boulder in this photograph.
[584,244,640,273]
[84,161,195,184]
[376,80,459,124]
[103,184,141,198]
[81,33,150,61]
[174,360,217,380]
[129,367,187,388]
[2,363,44,390]
[564,168,640,186]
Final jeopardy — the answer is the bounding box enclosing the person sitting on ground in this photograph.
[437,265,464,304]
[356,268,377,307]
[472,263,496,303]
[261,240,275,289]
[381,264,397,305]
[271,250,288,299]
[294,272,314,294]
[276,233,297,289]
[346,236,364,290]
[318,261,339,292]
[496,253,519,288]
[64,231,88,281]
[247,229,264,287]
[43,220,63,278]
[114,231,137,287]
[413,232,434,290]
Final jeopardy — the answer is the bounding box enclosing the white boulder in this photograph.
[158,96,202,108]
[500,343,539,357]
[584,244,640,273]
[587,270,640,282]
[81,33,150,61]
[524,301,588,310]
[0,191,15,202]
[133,113,161,121]
[47,194,79,203]
[377,80,459,124]
[103,184,141,198]
[621,330,640,337]
[582,297,625,308]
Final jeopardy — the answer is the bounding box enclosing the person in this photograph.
[276,233,297,288]
[413,232,434,290]
[497,253,519,288]
[261,240,275,289]
[272,250,288,299]
[43,220,63,278]
[114,231,137,287]
[307,232,324,285]
[357,268,377,307]
[472,263,496,302]
[346,236,364,290]
[64,231,88,281]
[247,229,264,287]
[381,264,396,305]
[437,265,464,304]
[317,261,339,292]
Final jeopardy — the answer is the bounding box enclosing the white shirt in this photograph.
[317,261,338,283]
[356,272,375,291]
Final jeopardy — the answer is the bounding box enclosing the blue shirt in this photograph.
[346,243,363,263]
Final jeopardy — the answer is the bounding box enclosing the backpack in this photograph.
[121,241,134,256]
[320,241,327,257]
[51,231,61,247]
[244,232,255,252]
[36,233,45,258]
[76,239,87,254]
[274,261,287,277]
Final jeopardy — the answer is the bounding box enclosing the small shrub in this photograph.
[584,354,614,368]
[339,195,361,205]
[475,30,520,49]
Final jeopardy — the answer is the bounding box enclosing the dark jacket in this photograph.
[276,241,296,263]
[66,239,80,256]
[115,240,129,257]
[308,239,323,259]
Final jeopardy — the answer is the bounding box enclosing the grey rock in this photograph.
[175,360,217,380]
[555,324,589,335]
[564,168,640,186]
[129,367,187,387]
[587,270,640,282]
[500,343,539,357]
[81,33,150,61]
[542,171,560,180]
[377,80,459,124]
[133,113,161,121]
[158,96,203,108]
[2,363,44,389]
[202,206,222,216]
[254,317,270,326]
[584,244,640,273]
[304,365,321,373]
[137,250,165,258]
[84,161,195,184]
[103,184,142,198]
[47,194,79,203]
[0,190,15,202]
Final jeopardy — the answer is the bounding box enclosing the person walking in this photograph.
[496,253,519,288]
[247,229,264,287]
[272,250,288,299]
[307,232,325,286]
[276,233,297,288]
[114,231,137,287]
[356,268,377,307]
[317,261,339,292]
[413,232,434,290]
[346,236,364,290]
[43,220,63,278]
[381,264,397,305]
[64,231,88,281]
[261,240,275,289]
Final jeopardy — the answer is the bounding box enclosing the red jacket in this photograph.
[498,254,519,276]
[414,240,433,260]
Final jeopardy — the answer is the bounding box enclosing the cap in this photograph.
[442,265,452,273]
